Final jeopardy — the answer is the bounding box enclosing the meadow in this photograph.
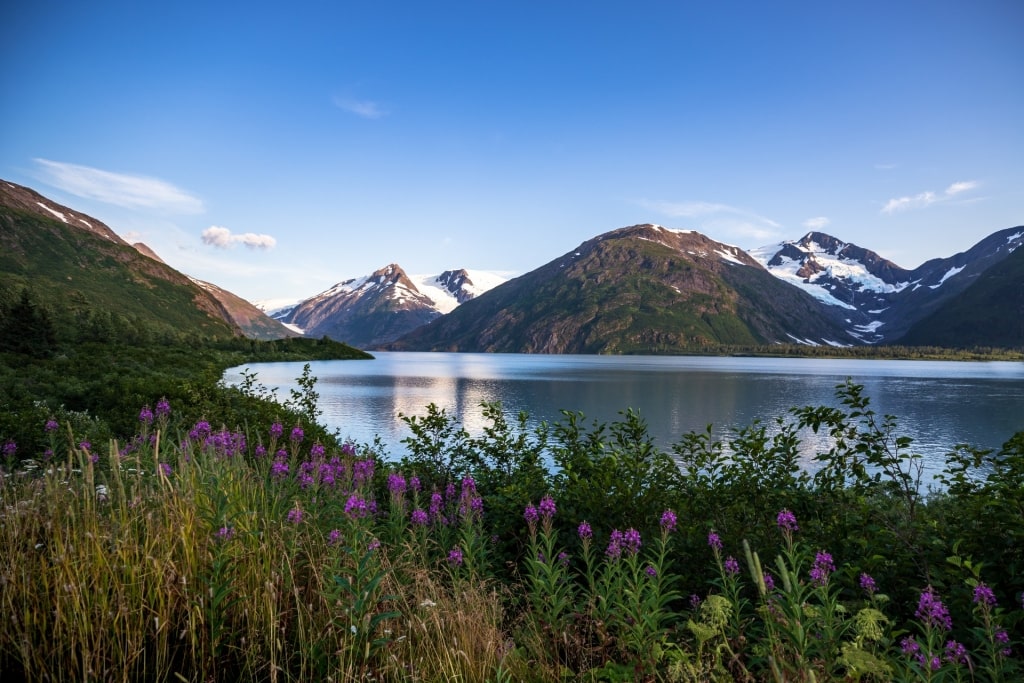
[1,372,1022,682]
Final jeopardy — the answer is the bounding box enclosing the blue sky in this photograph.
[2,1,1022,306]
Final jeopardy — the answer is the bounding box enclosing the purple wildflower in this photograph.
[538,495,557,520]
[724,556,740,576]
[189,421,211,441]
[44,418,59,433]
[901,636,921,656]
[622,528,642,555]
[447,547,464,567]
[216,526,235,541]
[159,462,172,477]
[270,458,289,480]
[368,538,381,551]
[708,531,723,553]
[860,572,878,596]
[776,509,799,533]
[645,565,657,578]
[353,458,375,486]
[524,504,539,528]
[344,493,371,519]
[660,509,678,533]
[290,426,304,444]
[340,442,356,457]
[606,529,624,559]
[155,398,171,418]
[763,572,776,591]
[973,582,997,607]
[2,441,16,458]
[558,552,570,566]
[409,476,421,492]
[916,586,953,632]
[944,640,969,666]
[578,521,593,540]
[387,472,407,496]
[410,508,429,526]
[310,442,326,458]
[996,629,1011,657]
[287,506,303,524]
[139,405,154,425]
[328,529,342,545]
[255,444,267,458]
[810,551,835,587]
[689,594,702,610]
[270,422,284,439]
[429,492,444,521]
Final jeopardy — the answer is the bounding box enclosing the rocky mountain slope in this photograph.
[752,227,1024,344]
[388,224,859,353]
[273,265,506,348]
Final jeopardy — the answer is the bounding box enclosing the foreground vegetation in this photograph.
[1,372,1022,681]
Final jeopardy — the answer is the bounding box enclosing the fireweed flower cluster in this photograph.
[659,509,678,534]
[139,405,154,426]
[860,572,878,596]
[457,476,484,521]
[447,547,464,567]
[916,586,953,632]
[809,551,835,587]
[606,528,642,559]
[578,521,593,541]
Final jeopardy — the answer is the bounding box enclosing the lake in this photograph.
[223,352,1024,476]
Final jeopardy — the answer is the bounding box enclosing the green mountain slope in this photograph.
[0,181,238,340]
[390,224,857,353]
[0,180,301,341]
[896,243,1024,349]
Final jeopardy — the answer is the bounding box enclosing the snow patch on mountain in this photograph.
[929,265,965,289]
[412,270,509,314]
[37,202,67,223]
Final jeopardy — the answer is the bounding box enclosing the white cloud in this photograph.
[945,180,978,196]
[33,159,204,213]
[803,216,830,230]
[882,180,979,214]
[201,225,277,250]
[333,96,388,119]
[636,198,784,244]
[638,199,782,228]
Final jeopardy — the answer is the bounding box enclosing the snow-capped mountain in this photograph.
[752,228,1024,343]
[273,264,508,348]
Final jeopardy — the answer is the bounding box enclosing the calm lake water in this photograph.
[224,352,1024,475]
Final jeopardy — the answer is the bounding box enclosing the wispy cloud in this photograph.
[637,198,783,243]
[201,226,277,250]
[333,96,388,119]
[803,216,830,230]
[33,159,204,213]
[882,180,980,214]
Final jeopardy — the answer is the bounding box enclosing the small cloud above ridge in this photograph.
[882,180,980,214]
[803,216,830,230]
[33,159,204,214]
[333,96,388,119]
[636,198,784,244]
[201,225,277,250]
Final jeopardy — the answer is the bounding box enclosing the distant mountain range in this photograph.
[4,179,1021,352]
[270,265,508,349]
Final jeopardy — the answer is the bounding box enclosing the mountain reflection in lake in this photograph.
[224,352,1024,478]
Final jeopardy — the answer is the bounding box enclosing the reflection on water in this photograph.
[224,352,1024,475]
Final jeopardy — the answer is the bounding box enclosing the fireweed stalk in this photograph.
[970,581,1016,683]
[522,496,577,662]
[617,510,682,672]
